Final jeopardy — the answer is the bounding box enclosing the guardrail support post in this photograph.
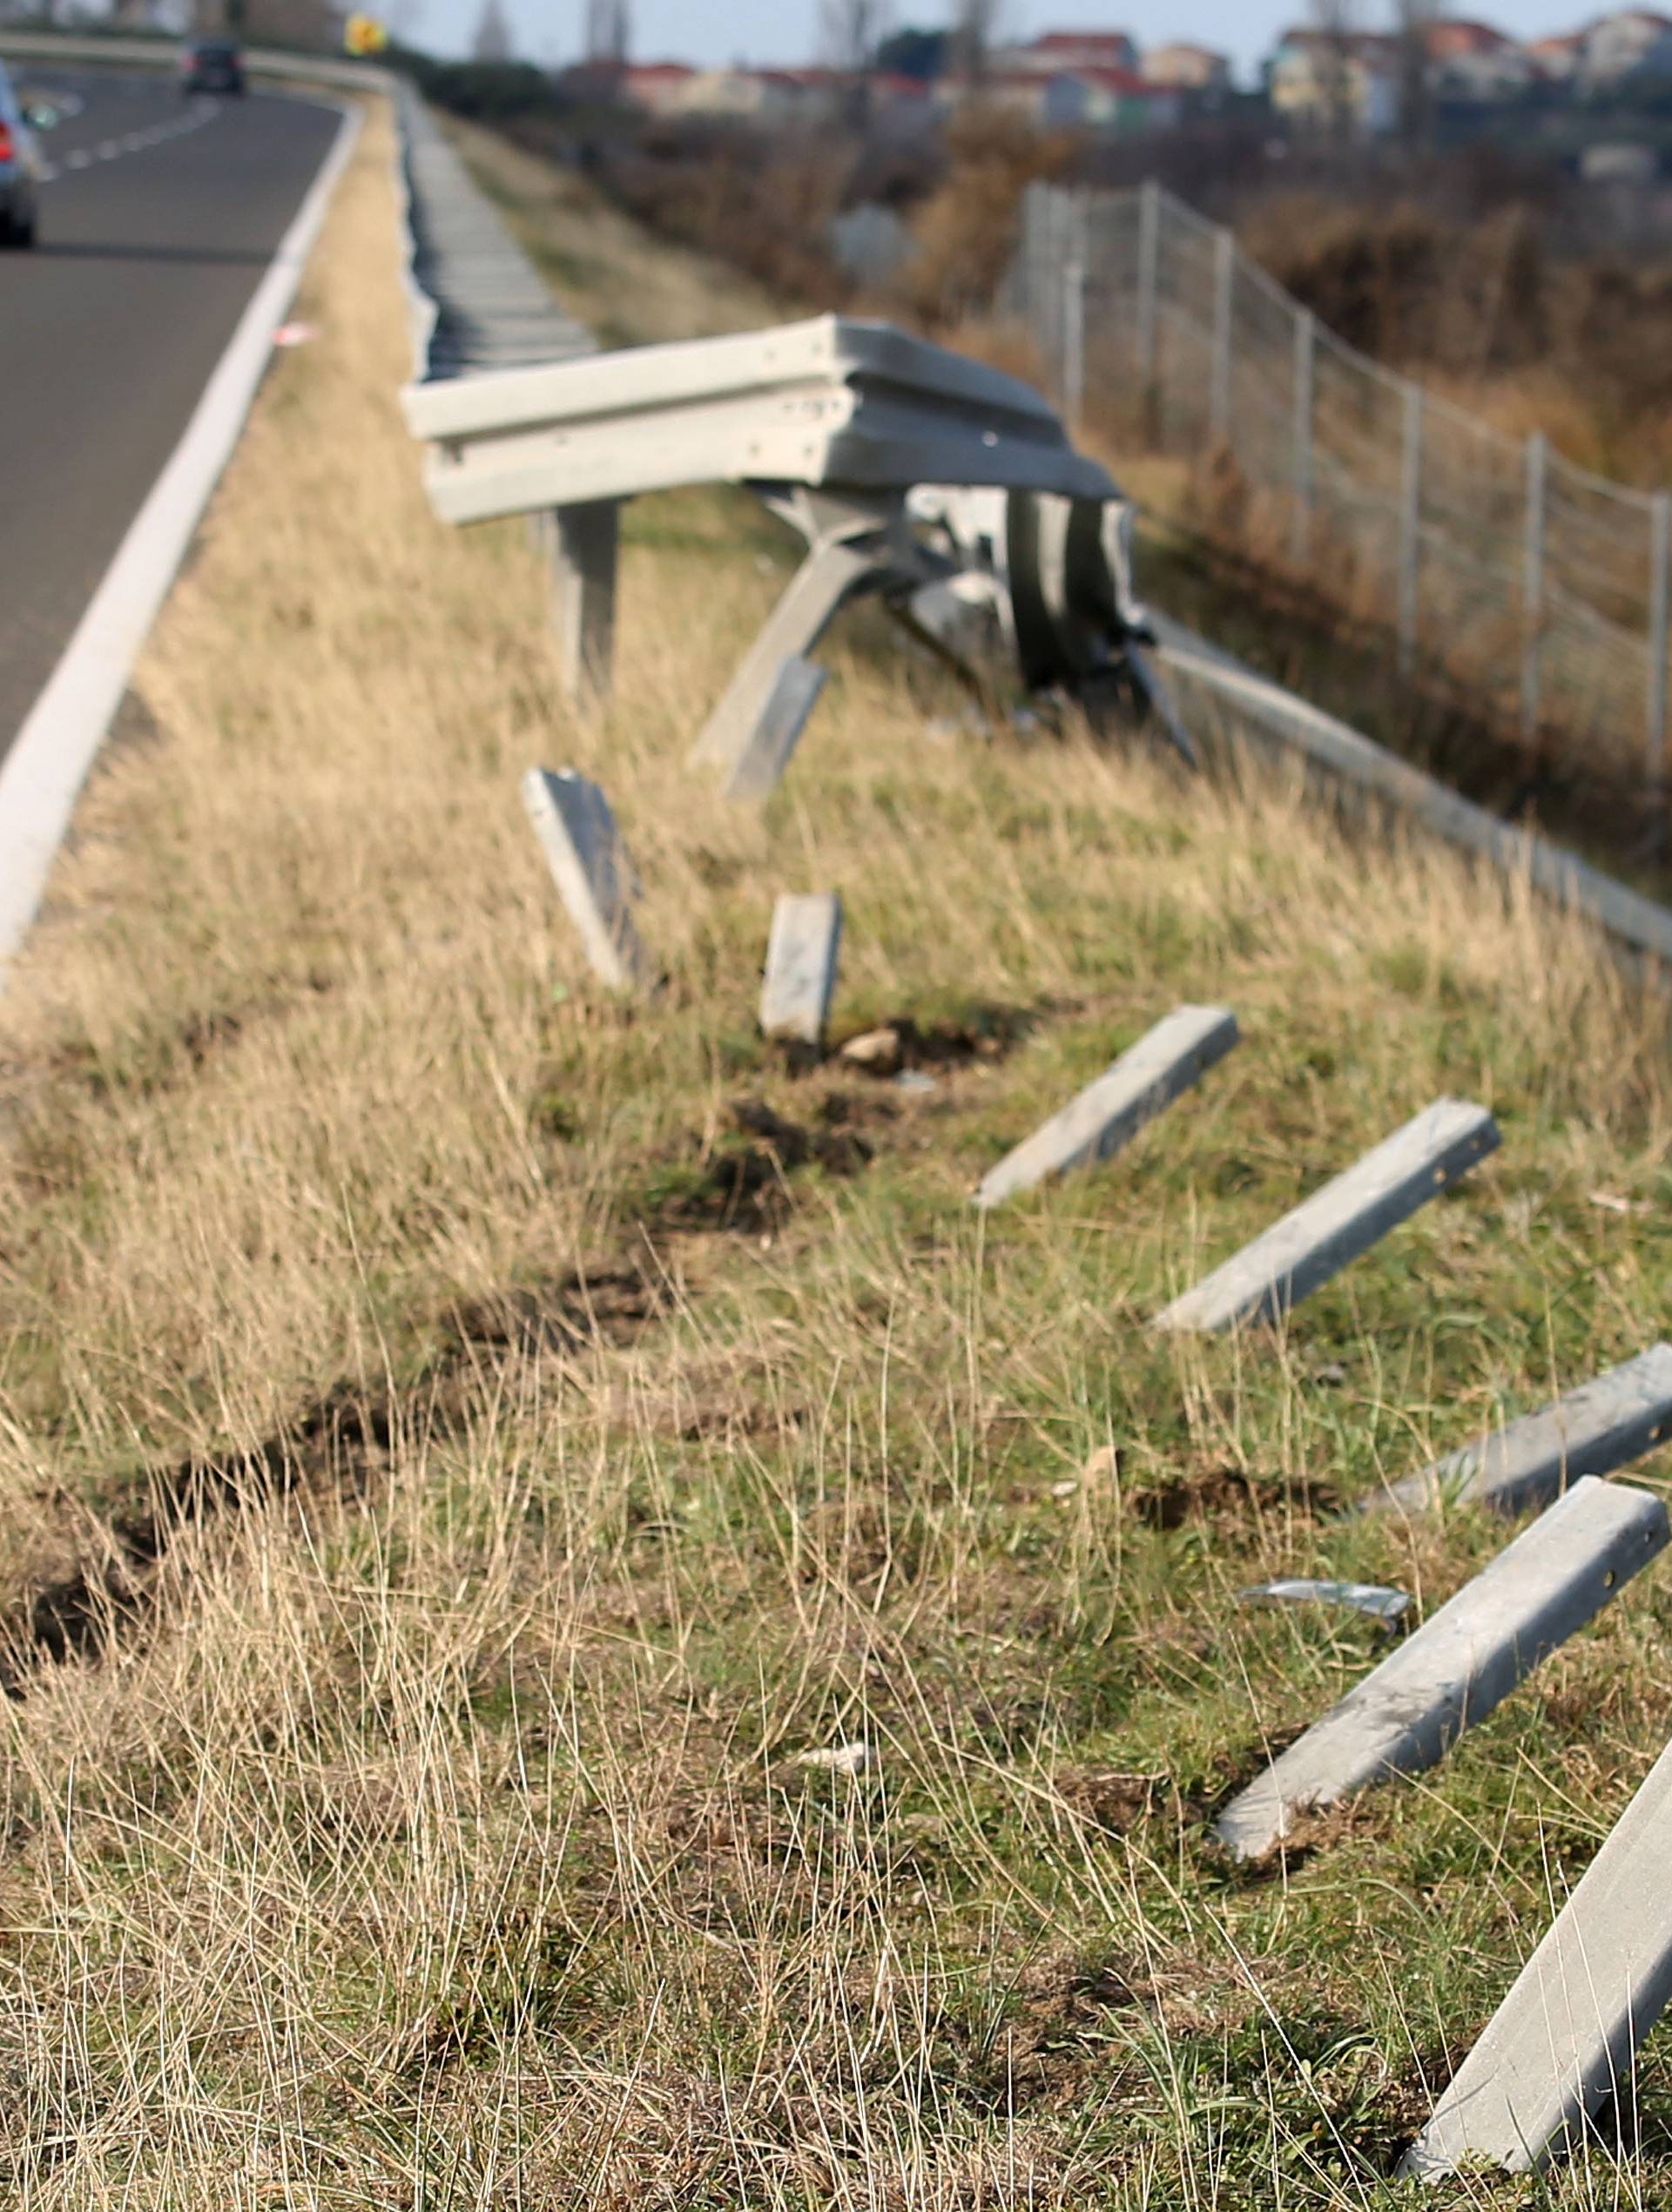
[1210,225,1233,446]
[1398,384,1423,678]
[1291,308,1315,568]
[549,500,620,707]
[1521,432,1547,747]
[1648,493,1669,853]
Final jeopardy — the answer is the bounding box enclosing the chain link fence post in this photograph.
[1291,308,1315,569]
[1062,192,1086,433]
[1521,432,1547,746]
[1398,385,1424,678]
[1137,178,1160,439]
[1210,224,1233,446]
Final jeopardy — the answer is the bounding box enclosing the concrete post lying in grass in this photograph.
[722,657,829,802]
[974,1004,1238,1210]
[1215,1476,1667,1864]
[521,767,649,994]
[1403,1728,1672,2181]
[549,501,619,707]
[759,894,842,1050]
[1154,1097,1500,1333]
[1371,1343,1672,1518]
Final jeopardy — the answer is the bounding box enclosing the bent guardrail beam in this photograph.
[401,315,1174,779]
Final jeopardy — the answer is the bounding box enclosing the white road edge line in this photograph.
[0,98,362,977]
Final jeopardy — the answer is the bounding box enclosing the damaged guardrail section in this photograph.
[383,91,1672,2190]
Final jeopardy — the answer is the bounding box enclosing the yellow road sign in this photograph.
[343,13,388,54]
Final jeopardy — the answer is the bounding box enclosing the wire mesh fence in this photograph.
[1006,179,1672,814]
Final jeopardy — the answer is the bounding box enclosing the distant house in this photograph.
[971,69,1057,123]
[656,68,805,119]
[1270,27,1399,133]
[1140,41,1232,91]
[1424,19,1538,98]
[1530,30,1588,78]
[619,62,698,115]
[1043,65,1182,132]
[1581,8,1672,79]
[994,29,1141,76]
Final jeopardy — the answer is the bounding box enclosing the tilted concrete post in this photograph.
[521,766,650,994]
[1217,1477,1667,1864]
[1369,1343,1672,1517]
[759,893,842,1051]
[974,1005,1237,1209]
[1405,1724,1672,2178]
[1155,1097,1500,1333]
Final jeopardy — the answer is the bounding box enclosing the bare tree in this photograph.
[1392,0,1436,147]
[1309,0,1360,142]
[820,0,890,74]
[951,0,1003,83]
[584,0,630,64]
[471,0,513,61]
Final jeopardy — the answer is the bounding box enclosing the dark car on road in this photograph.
[0,62,42,249]
[179,39,246,96]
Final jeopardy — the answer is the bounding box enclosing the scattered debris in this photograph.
[1588,1190,1645,1216]
[794,1738,873,1776]
[840,1026,903,1076]
[1311,1361,1348,1386]
[1050,1478,1080,1500]
[1237,1578,1412,1626]
[1081,1444,1119,1485]
[895,1069,937,1095]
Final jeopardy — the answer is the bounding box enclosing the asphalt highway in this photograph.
[0,66,340,753]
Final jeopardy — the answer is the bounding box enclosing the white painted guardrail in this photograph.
[401,316,1183,784]
[1154,612,1672,973]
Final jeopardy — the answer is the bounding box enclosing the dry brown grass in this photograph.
[3,89,1672,2210]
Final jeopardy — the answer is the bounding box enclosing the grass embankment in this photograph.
[4,96,1672,2209]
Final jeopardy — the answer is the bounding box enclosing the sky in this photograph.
[421,0,1615,86]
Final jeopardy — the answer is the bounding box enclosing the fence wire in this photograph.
[1011,180,1672,804]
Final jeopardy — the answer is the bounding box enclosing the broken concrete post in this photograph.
[759,894,842,1051]
[549,501,619,707]
[1370,1343,1672,1517]
[1215,1476,1667,1863]
[521,766,649,993]
[1155,1097,1500,1333]
[1402,1729,1672,2180]
[974,1004,1238,1210]
[722,656,828,801]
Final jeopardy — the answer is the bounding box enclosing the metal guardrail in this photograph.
[0,28,386,89]
[400,314,1173,782]
[395,84,593,381]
